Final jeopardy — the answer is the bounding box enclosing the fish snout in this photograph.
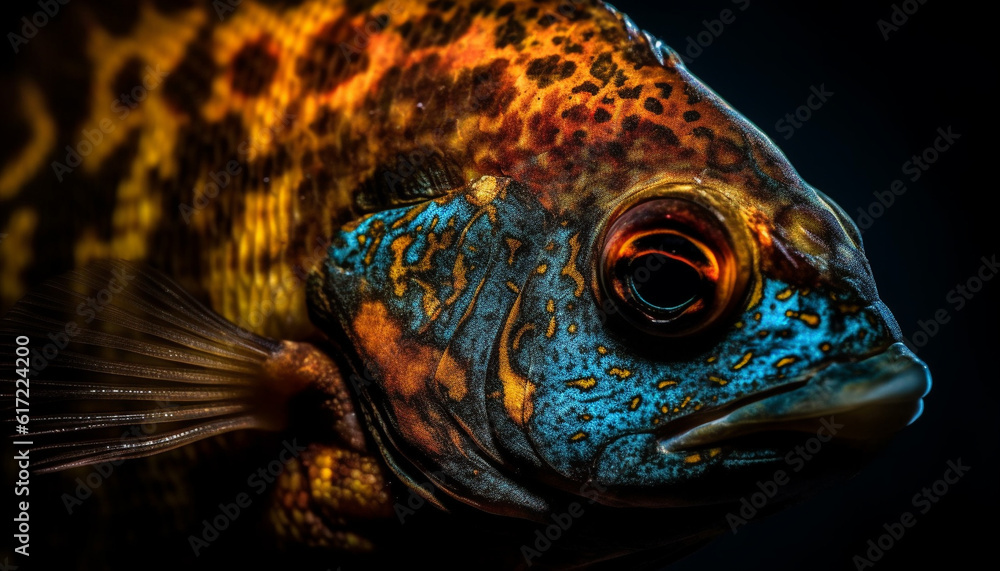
[658,343,932,452]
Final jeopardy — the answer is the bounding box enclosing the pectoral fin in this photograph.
[1,260,363,472]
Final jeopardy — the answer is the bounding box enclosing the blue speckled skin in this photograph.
[312,174,901,518]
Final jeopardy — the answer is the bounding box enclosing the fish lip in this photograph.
[656,342,932,452]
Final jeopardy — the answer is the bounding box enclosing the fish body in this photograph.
[0,0,930,567]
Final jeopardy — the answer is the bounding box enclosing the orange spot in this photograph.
[566,377,597,390]
[775,357,797,368]
[570,432,588,442]
[561,234,586,297]
[733,352,753,370]
[708,376,728,385]
[608,367,631,379]
[658,380,677,389]
[435,353,467,401]
[498,295,535,426]
[512,323,536,350]
[629,396,642,410]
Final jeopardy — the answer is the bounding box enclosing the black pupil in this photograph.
[627,254,703,313]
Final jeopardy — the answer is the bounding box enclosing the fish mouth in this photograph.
[657,343,932,452]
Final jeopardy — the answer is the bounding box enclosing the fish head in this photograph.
[308,2,931,516]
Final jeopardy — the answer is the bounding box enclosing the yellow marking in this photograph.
[512,323,535,350]
[799,312,821,327]
[363,222,385,266]
[777,288,794,300]
[785,310,820,327]
[680,396,692,409]
[498,295,535,426]
[734,321,745,329]
[0,209,38,303]
[658,380,677,389]
[389,200,431,230]
[597,345,608,355]
[0,82,55,200]
[758,330,769,338]
[800,288,811,297]
[775,357,798,368]
[546,316,556,338]
[443,253,469,306]
[684,453,702,464]
[567,323,578,333]
[570,432,588,442]
[838,303,861,314]
[435,353,468,401]
[733,352,753,370]
[546,299,555,313]
[608,367,631,379]
[694,403,703,411]
[708,447,721,458]
[389,235,415,296]
[708,376,729,385]
[561,233,586,297]
[357,234,367,245]
[580,414,593,422]
[466,175,503,206]
[660,405,670,414]
[506,281,520,293]
[753,312,762,321]
[536,264,548,274]
[706,356,718,364]
[820,342,832,352]
[629,396,642,410]
[566,377,597,390]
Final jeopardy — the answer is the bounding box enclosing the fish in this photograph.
[0,0,931,568]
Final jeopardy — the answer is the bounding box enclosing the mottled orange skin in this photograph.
[1,0,853,338]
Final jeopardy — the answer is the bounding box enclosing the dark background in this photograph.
[1,1,996,570]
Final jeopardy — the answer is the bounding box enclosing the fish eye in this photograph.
[599,194,751,338]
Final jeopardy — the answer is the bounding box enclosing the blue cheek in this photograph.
[519,273,893,485]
